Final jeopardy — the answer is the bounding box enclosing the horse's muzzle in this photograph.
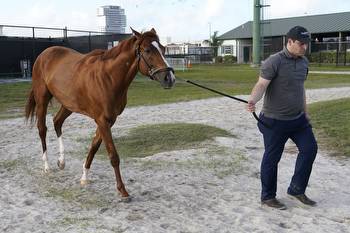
[162,70,176,89]
[151,67,175,89]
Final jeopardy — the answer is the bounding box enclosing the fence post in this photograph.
[63,27,68,41]
[336,41,339,66]
[344,42,347,66]
[88,32,91,52]
[32,27,36,65]
[318,43,321,66]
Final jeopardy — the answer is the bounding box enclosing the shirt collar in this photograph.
[282,46,305,60]
[282,46,294,59]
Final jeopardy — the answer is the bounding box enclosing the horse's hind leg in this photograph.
[53,105,72,170]
[80,128,102,185]
[36,92,52,173]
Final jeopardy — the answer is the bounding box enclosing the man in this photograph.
[247,26,318,210]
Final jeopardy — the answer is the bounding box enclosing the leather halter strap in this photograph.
[135,43,174,80]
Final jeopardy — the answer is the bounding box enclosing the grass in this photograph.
[0,82,32,119]
[0,159,22,171]
[94,123,234,158]
[309,98,350,157]
[309,64,350,71]
[1,64,350,118]
[1,64,350,156]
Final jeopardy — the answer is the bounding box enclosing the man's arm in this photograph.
[246,77,271,112]
[303,88,310,120]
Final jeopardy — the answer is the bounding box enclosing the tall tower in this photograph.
[97,5,127,33]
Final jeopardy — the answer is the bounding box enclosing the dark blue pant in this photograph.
[258,113,318,201]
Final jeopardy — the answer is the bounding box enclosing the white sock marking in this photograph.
[42,151,50,172]
[58,136,65,163]
[80,162,89,181]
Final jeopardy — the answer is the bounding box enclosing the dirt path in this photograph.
[1,87,350,233]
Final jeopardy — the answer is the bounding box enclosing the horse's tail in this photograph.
[25,87,36,124]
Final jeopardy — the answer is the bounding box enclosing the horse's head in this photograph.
[132,28,175,89]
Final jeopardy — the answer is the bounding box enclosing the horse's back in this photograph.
[35,46,81,72]
[32,46,84,111]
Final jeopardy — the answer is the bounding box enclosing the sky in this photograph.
[0,0,350,43]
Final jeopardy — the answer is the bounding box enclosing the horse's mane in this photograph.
[102,30,159,60]
[77,30,159,64]
[78,49,106,64]
[102,36,137,60]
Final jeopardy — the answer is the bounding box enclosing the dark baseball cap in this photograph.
[286,26,311,43]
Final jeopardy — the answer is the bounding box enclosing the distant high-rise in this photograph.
[97,5,126,33]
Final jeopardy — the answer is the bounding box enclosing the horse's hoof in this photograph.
[57,160,65,170]
[43,167,50,173]
[119,195,132,203]
[80,179,90,186]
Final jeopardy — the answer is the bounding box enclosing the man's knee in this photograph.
[301,141,318,160]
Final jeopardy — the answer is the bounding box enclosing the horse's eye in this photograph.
[144,48,151,53]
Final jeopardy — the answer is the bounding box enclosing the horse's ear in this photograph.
[151,28,157,34]
[130,27,141,39]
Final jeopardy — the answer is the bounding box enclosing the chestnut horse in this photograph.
[25,28,175,198]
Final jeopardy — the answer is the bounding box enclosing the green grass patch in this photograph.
[1,64,350,119]
[53,216,93,227]
[305,73,350,89]
[0,82,31,119]
[0,159,22,171]
[309,98,350,157]
[93,123,234,158]
[309,64,350,71]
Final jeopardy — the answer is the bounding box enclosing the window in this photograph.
[221,45,233,55]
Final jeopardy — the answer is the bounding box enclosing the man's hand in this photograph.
[246,100,256,112]
[246,77,270,113]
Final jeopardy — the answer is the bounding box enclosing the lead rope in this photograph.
[176,76,271,129]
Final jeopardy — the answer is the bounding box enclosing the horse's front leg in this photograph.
[97,119,129,198]
[80,128,102,185]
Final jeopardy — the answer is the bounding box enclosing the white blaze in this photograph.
[152,41,170,66]
[151,41,176,81]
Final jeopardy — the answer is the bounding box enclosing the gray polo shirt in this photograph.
[260,47,309,120]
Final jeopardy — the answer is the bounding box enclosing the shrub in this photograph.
[223,55,237,63]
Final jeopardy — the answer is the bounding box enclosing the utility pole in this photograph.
[253,0,269,66]
[208,22,212,45]
[253,0,261,66]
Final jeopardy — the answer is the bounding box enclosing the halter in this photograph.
[135,44,174,80]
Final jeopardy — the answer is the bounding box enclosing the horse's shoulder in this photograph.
[42,46,80,59]
[78,49,107,65]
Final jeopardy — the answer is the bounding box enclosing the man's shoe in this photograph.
[288,194,317,206]
[261,198,287,210]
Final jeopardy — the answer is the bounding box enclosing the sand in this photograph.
[1,86,350,233]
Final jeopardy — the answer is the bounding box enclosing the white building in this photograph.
[97,5,126,33]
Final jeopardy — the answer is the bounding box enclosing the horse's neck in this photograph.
[104,37,139,90]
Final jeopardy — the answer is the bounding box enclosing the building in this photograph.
[97,5,126,33]
[218,11,350,64]
[165,41,214,64]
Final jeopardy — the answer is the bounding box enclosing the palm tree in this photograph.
[211,31,222,57]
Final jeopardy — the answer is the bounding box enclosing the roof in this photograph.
[218,11,350,40]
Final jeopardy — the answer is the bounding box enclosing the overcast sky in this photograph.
[0,0,350,42]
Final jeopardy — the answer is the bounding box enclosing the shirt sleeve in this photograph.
[259,54,281,80]
[303,56,309,80]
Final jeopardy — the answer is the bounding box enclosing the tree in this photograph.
[211,31,223,57]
